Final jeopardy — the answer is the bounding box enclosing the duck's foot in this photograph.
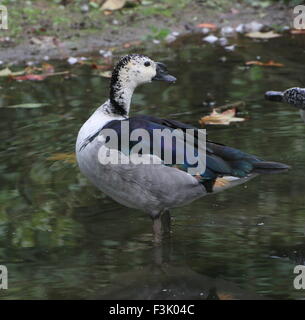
[152,210,171,244]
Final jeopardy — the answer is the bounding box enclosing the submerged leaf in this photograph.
[46,153,76,163]
[199,108,246,126]
[3,103,49,109]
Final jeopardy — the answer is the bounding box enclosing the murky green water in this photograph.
[1,34,305,299]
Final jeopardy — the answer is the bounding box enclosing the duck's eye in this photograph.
[144,61,151,67]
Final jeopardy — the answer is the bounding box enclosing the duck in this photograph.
[265,87,305,123]
[76,54,289,242]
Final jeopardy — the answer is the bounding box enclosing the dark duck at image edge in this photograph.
[265,87,305,123]
[76,54,290,243]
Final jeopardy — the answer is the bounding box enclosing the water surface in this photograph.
[0,34,305,299]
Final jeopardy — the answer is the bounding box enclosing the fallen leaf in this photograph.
[98,71,112,78]
[199,108,246,126]
[245,31,281,39]
[215,101,246,112]
[103,10,113,15]
[24,66,41,74]
[196,23,217,30]
[218,293,234,300]
[46,153,76,163]
[245,60,284,67]
[12,71,69,81]
[290,29,305,34]
[123,40,142,48]
[13,74,47,81]
[101,0,126,11]
[42,62,55,74]
[0,67,24,77]
[3,103,49,109]
[91,63,112,70]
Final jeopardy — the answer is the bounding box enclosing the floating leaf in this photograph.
[0,67,24,77]
[42,62,55,74]
[290,29,305,35]
[196,23,217,30]
[13,74,47,81]
[12,71,69,81]
[46,153,76,163]
[91,63,112,70]
[199,108,246,126]
[101,0,126,11]
[3,103,49,109]
[245,60,284,67]
[98,71,112,78]
[245,31,281,39]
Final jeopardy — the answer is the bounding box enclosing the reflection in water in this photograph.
[0,34,305,299]
[93,239,266,300]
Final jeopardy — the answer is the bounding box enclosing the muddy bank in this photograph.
[0,2,294,64]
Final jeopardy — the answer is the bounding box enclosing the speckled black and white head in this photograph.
[108,54,176,117]
[265,87,305,123]
[265,87,305,110]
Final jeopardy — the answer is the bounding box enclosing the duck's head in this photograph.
[111,54,176,88]
[265,87,305,109]
[109,54,176,116]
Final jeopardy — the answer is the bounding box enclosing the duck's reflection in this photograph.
[74,206,266,300]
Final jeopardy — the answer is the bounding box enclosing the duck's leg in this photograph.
[152,210,171,244]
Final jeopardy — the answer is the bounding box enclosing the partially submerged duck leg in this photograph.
[152,210,171,244]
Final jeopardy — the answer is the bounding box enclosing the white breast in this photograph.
[76,101,124,151]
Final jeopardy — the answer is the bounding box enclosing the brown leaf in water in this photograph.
[12,71,69,81]
[13,74,47,81]
[218,293,234,300]
[245,60,284,67]
[290,29,305,34]
[46,153,76,163]
[199,108,246,126]
[42,62,55,74]
[91,63,112,70]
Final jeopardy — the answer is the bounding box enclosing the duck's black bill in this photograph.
[265,91,284,102]
[153,62,176,82]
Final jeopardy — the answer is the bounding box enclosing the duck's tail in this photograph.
[207,161,289,194]
[252,160,290,173]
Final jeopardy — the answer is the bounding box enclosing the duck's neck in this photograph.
[108,74,136,117]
